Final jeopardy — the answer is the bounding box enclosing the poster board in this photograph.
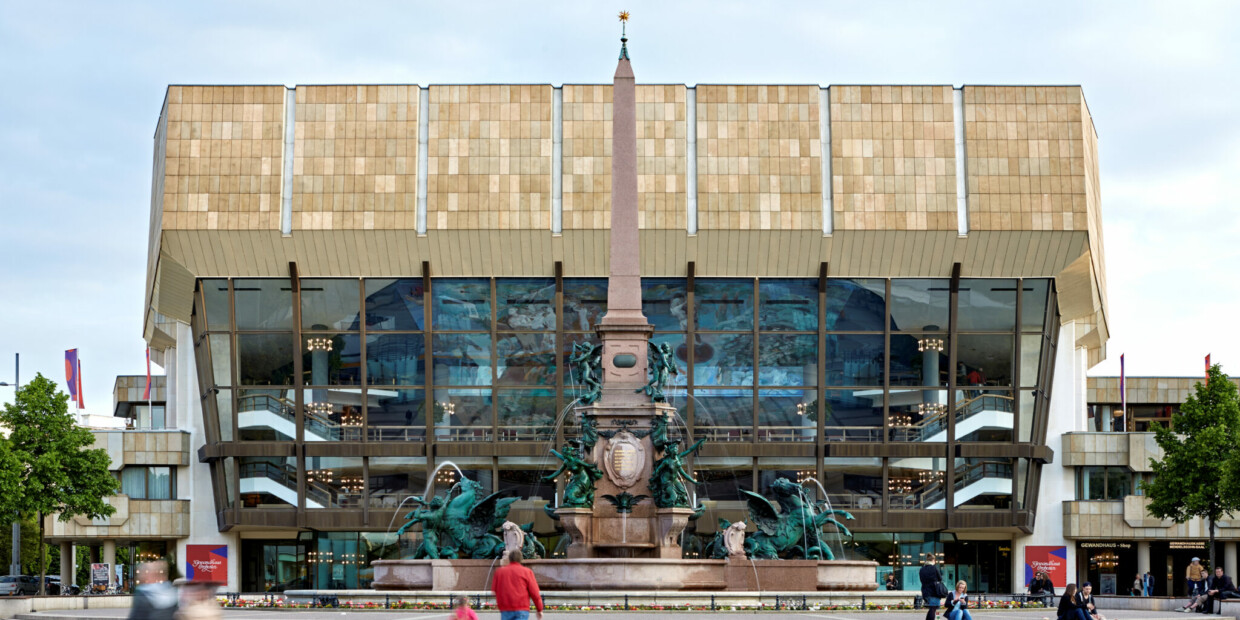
[90,563,110,590]
[1024,546,1068,588]
[186,544,228,583]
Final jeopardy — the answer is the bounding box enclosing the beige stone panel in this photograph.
[697,85,821,230]
[830,85,956,231]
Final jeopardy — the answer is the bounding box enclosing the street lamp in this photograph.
[0,353,17,578]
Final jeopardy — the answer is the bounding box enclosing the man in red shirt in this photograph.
[491,550,544,620]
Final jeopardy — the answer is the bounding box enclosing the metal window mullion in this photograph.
[291,275,306,519]
[883,279,891,444]
[555,266,565,447]
[1013,279,1023,447]
[362,456,369,523]
[490,278,498,442]
[752,278,759,438]
[359,279,367,443]
[423,264,434,459]
[228,279,238,442]
[686,264,696,437]
[946,267,960,519]
[817,264,827,487]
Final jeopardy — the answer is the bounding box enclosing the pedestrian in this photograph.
[1189,558,1206,596]
[1199,567,1239,614]
[1030,570,1056,606]
[885,572,899,590]
[491,549,544,620]
[1059,584,1088,620]
[1132,573,1145,596]
[1075,582,1105,620]
[1144,571,1155,597]
[920,555,946,620]
[453,596,479,620]
[174,581,220,620]
[945,580,973,620]
[128,561,178,620]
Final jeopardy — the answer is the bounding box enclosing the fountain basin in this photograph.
[371,558,878,592]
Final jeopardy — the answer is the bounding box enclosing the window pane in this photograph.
[433,334,493,386]
[564,278,608,331]
[368,457,428,508]
[958,279,1017,331]
[366,334,426,386]
[1019,390,1035,442]
[889,457,947,510]
[497,333,555,386]
[122,468,147,498]
[305,457,364,509]
[364,278,425,331]
[234,279,293,330]
[239,457,298,508]
[822,457,884,511]
[1083,467,1106,500]
[236,334,295,385]
[888,389,948,443]
[757,334,817,386]
[302,333,362,385]
[693,333,753,386]
[759,279,818,331]
[301,387,363,442]
[149,467,173,500]
[1106,468,1131,500]
[890,279,950,332]
[692,389,752,431]
[237,388,295,441]
[642,278,688,332]
[498,470,556,502]
[952,458,1013,509]
[758,389,816,441]
[301,279,361,331]
[823,389,883,442]
[215,389,234,441]
[890,334,948,387]
[1021,279,1049,331]
[824,334,884,386]
[209,334,232,387]
[367,389,425,441]
[825,279,885,332]
[496,279,556,330]
[1015,458,1029,509]
[201,279,230,331]
[497,389,556,441]
[432,389,492,441]
[224,458,235,508]
[1020,334,1043,388]
[957,334,1013,387]
[954,393,1014,442]
[696,468,752,502]
[696,279,754,331]
[431,279,491,331]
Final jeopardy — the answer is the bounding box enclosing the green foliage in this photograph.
[0,373,119,522]
[0,373,119,592]
[1145,364,1240,569]
[0,514,55,575]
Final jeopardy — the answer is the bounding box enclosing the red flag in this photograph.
[143,347,152,400]
[65,349,84,409]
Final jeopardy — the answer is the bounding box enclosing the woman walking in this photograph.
[920,555,945,620]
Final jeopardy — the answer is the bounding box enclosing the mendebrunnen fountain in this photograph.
[364,23,878,594]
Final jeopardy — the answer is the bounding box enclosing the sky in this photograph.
[1,1,1238,412]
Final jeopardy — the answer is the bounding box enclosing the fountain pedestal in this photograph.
[554,508,594,559]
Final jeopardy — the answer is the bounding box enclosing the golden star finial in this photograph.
[618,10,630,22]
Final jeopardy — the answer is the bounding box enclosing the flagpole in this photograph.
[1120,354,1126,433]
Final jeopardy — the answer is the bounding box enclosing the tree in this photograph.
[0,374,118,595]
[1145,364,1240,574]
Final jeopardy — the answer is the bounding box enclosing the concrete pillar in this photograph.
[1138,541,1151,574]
[1226,542,1237,581]
[59,542,73,587]
[102,540,116,588]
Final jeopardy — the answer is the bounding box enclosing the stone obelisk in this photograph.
[555,18,692,560]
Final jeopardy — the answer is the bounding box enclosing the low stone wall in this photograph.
[1092,595,1192,611]
[285,589,914,608]
[0,595,131,619]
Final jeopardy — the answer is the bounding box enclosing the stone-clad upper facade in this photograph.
[154,84,1100,234]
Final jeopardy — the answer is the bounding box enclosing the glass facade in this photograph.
[195,274,1058,590]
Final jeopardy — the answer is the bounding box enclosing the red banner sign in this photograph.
[1025,546,1068,588]
[186,544,227,583]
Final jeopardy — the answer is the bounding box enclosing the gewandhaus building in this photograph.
[134,80,1109,593]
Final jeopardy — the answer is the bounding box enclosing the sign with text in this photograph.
[90,563,110,589]
[186,545,228,583]
[1025,546,1068,588]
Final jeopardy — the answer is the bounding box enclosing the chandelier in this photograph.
[308,550,334,564]
[889,413,913,427]
[918,470,944,485]
[918,337,944,353]
[796,470,816,484]
[888,477,914,494]
[341,410,363,427]
[435,468,458,485]
[918,402,946,417]
[339,475,363,493]
[307,401,333,417]
[1095,551,1119,570]
[306,337,333,352]
[796,402,807,416]
[888,552,913,565]
[308,469,334,484]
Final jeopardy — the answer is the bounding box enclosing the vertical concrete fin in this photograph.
[686,86,698,235]
[280,87,296,236]
[552,86,564,234]
[820,86,833,235]
[953,87,969,236]
[417,86,430,235]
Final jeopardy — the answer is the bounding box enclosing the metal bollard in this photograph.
[474,594,481,609]
[776,594,781,610]
[711,595,716,611]
[803,595,807,610]
[624,594,629,610]
[914,594,923,609]
[862,594,866,608]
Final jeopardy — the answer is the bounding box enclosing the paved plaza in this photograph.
[15,608,1230,620]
